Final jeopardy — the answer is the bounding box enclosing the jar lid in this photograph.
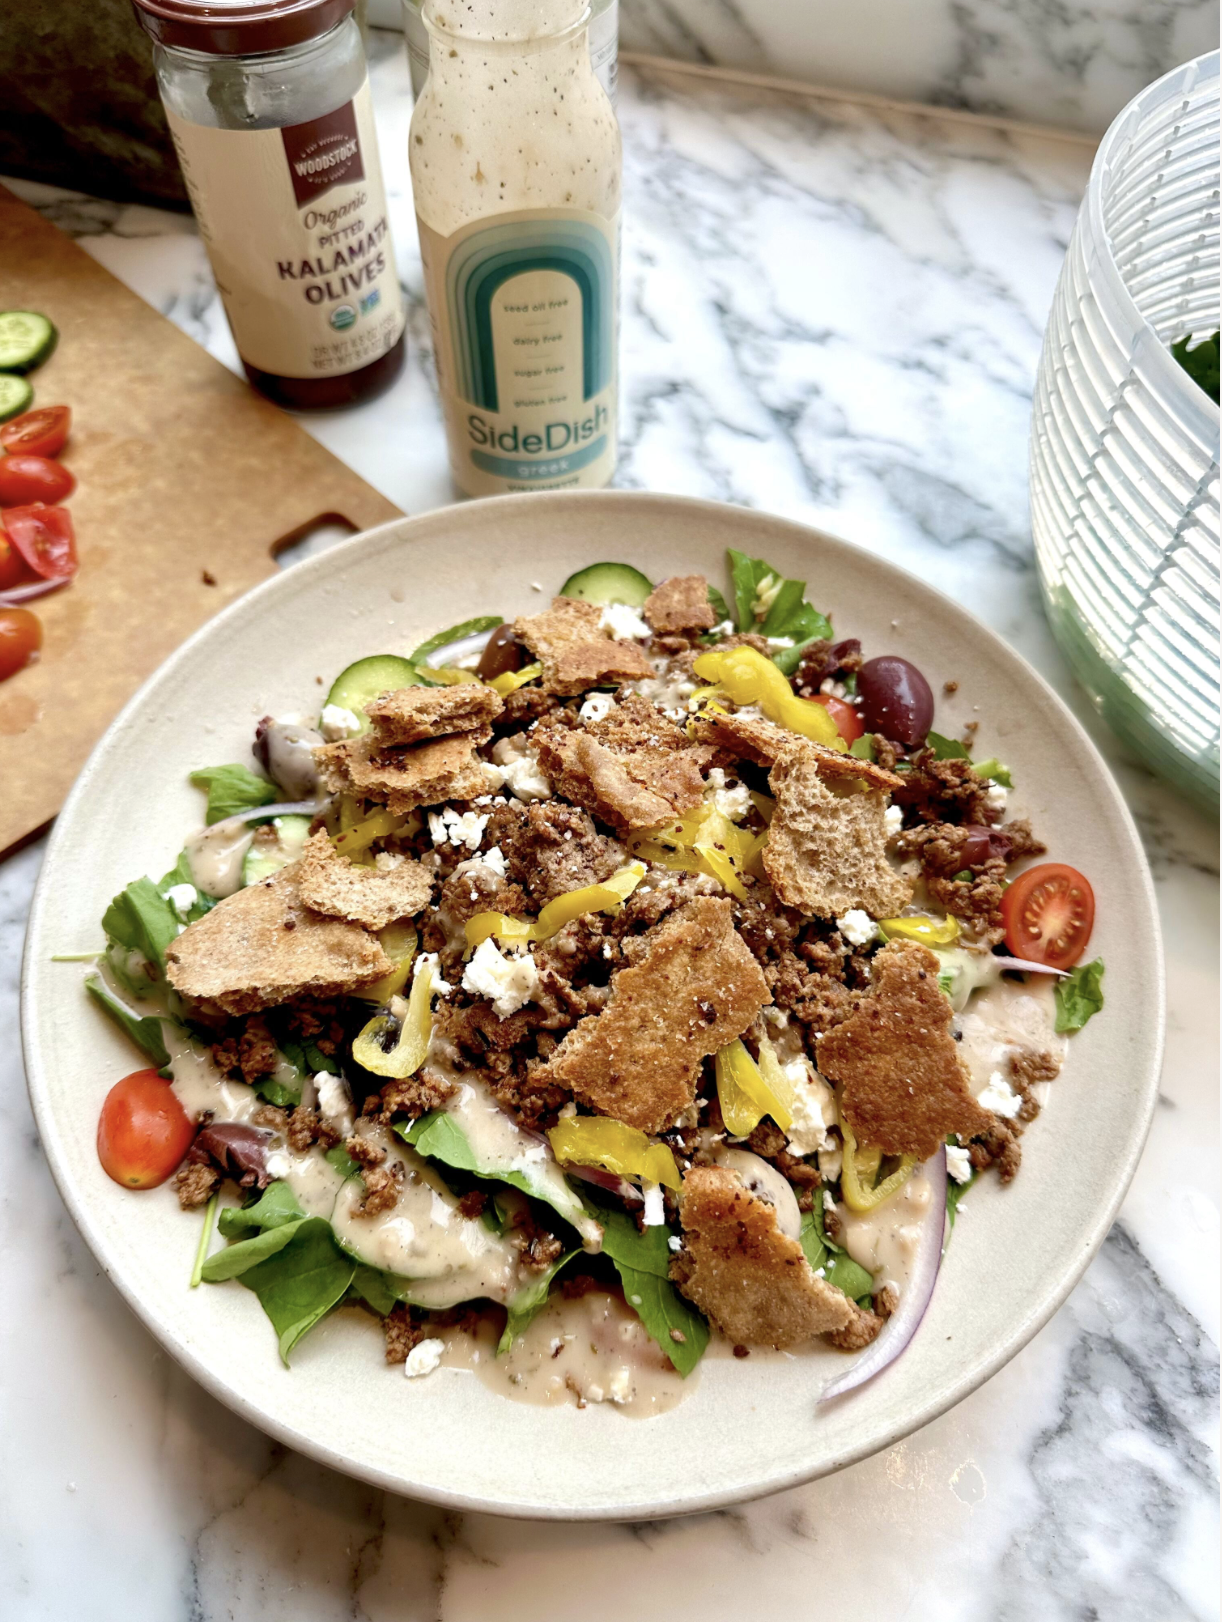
[131,0,356,56]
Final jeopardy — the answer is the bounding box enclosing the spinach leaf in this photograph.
[252,1073,301,1109]
[348,1263,403,1317]
[84,975,171,1074]
[616,1262,709,1376]
[218,1181,305,1237]
[1055,958,1105,1033]
[397,1111,598,1242]
[497,1248,581,1354]
[277,1034,340,1077]
[101,876,181,971]
[410,615,502,665]
[579,1195,708,1375]
[799,1206,874,1300]
[325,1142,361,1181]
[189,763,277,825]
[925,730,972,761]
[706,585,730,624]
[201,1216,310,1279]
[230,1218,355,1364]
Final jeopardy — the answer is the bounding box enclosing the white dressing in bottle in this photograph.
[410,0,622,497]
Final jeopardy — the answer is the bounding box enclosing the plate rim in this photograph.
[20,489,1166,1519]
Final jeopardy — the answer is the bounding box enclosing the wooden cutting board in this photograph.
[0,183,402,856]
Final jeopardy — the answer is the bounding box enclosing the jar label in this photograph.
[418,209,619,496]
[166,80,405,381]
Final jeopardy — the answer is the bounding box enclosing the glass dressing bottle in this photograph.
[410,0,622,496]
[134,0,406,410]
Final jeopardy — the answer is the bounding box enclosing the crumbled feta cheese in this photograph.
[607,1366,633,1404]
[783,1059,837,1156]
[946,1143,974,1183]
[710,619,734,637]
[985,783,1008,812]
[316,1072,353,1132]
[977,1070,1022,1119]
[404,1338,446,1379]
[320,703,362,741]
[579,692,616,724]
[818,1144,843,1181]
[766,635,794,650]
[373,850,405,872]
[705,766,752,822]
[667,1234,683,1252]
[413,951,452,996]
[264,1149,291,1180]
[489,736,552,800]
[480,845,507,878]
[461,938,539,1018]
[884,805,903,839]
[641,1180,666,1226]
[837,908,878,948]
[163,882,197,920]
[598,602,650,641]
[427,806,489,851]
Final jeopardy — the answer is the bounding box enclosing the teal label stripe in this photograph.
[445,217,614,413]
[471,435,608,481]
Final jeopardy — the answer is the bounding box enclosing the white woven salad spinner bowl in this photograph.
[1029,50,1220,813]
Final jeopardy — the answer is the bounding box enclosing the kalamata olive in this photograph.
[960,824,1012,865]
[857,655,935,748]
[476,623,525,681]
[191,1121,274,1188]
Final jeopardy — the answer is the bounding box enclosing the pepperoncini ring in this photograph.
[548,1116,681,1191]
[839,1118,917,1212]
[878,913,961,948]
[691,645,845,750]
[463,863,646,956]
[714,1037,794,1138]
[352,956,435,1078]
[488,661,543,697]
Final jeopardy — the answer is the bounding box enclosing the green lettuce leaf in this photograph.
[582,1198,708,1375]
[397,1111,599,1245]
[231,1219,355,1364]
[410,615,502,665]
[724,549,833,659]
[348,1263,404,1317]
[157,851,217,921]
[218,1181,305,1237]
[849,734,877,761]
[498,1248,581,1354]
[201,1216,311,1280]
[925,730,971,761]
[101,876,182,972]
[972,757,1012,787]
[324,1142,361,1181]
[706,585,730,624]
[799,1204,874,1300]
[1055,958,1105,1033]
[84,975,171,1074]
[189,763,277,825]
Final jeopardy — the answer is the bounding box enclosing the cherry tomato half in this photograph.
[0,533,25,591]
[0,405,71,458]
[2,503,77,581]
[1001,862,1095,969]
[97,1068,195,1190]
[0,454,75,506]
[0,608,42,680]
[806,692,864,745]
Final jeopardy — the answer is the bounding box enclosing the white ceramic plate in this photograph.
[22,492,1163,1519]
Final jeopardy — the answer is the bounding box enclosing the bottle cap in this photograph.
[131,0,356,56]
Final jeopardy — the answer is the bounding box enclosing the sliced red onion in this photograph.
[992,955,1068,977]
[0,576,69,605]
[563,1162,644,1205]
[421,630,495,669]
[208,798,330,833]
[819,1147,947,1402]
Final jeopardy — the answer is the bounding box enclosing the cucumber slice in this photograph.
[559,562,654,608]
[0,310,58,374]
[0,374,34,422]
[325,654,422,733]
[241,814,313,886]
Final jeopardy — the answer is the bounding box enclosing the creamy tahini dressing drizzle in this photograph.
[185,821,254,899]
[839,1164,934,1292]
[956,974,1066,1095]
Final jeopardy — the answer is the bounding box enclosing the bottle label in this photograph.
[418,209,619,496]
[166,80,405,380]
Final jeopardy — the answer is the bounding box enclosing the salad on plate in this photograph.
[81,550,1105,1415]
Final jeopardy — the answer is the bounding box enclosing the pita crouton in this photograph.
[364,683,503,744]
[689,709,797,768]
[671,1166,852,1346]
[533,693,708,833]
[816,939,995,1159]
[296,830,433,930]
[512,597,653,695]
[315,728,493,813]
[165,863,391,1016]
[644,575,716,634]
[545,896,768,1132]
[763,748,912,918]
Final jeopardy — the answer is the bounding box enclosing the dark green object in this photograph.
[799,1204,874,1300]
[559,561,655,608]
[85,975,171,1073]
[1171,330,1219,402]
[0,310,57,372]
[189,763,276,825]
[1055,958,1105,1033]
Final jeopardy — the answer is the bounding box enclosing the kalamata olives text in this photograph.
[857,655,935,748]
[476,623,525,681]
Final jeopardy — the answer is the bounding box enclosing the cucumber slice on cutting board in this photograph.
[326,654,422,733]
[0,310,58,374]
[242,814,313,886]
[559,562,654,608]
[0,374,34,422]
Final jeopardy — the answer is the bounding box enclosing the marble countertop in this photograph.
[3,36,1218,1620]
